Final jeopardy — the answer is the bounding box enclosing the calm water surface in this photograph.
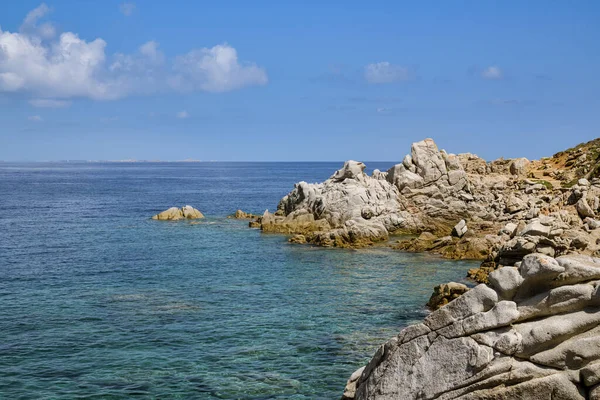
[0,162,476,399]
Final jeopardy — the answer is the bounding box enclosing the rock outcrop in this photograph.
[259,140,480,247]
[344,253,600,399]
[228,209,261,220]
[259,137,600,277]
[151,205,204,220]
[260,159,410,247]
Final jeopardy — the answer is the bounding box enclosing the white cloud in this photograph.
[28,115,43,121]
[170,44,268,92]
[22,3,50,27]
[0,28,114,99]
[20,3,56,40]
[29,98,71,108]
[365,62,410,84]
[0,5,268,102]
[119,3,136,16]
[139,41,163,63]
[482,66,503,80]
[176,110,189,119]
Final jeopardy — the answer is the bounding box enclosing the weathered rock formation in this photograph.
[260,159,409,247]
[151,205,204,220]
[259,137,600,280]
[343,253,600,399]
[260,139,481,247]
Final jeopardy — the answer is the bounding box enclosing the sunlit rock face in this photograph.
[262,139,476,247]
[264,137,600,268]
[151,205,204,220]
[343,253,600,400]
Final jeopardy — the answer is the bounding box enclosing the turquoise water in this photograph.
[0,162,476,399]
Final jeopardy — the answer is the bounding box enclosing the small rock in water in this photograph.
[289,234,307,244]
[151,205,204,220]
[426,282,469,310]
[229,209,261,219]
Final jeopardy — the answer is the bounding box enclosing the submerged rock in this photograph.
[151,205,204,220]
[344,253,600,399]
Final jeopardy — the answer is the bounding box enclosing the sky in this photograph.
[0,1,599,162]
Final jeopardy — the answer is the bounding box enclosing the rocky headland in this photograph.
[254,138,600,280]
[242,136,600,399]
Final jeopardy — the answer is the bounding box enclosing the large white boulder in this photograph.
[346,253,600,399]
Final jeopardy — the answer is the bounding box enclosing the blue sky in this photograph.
[0,1,598,161]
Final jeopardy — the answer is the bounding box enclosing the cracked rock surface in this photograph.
[342,253,600,400]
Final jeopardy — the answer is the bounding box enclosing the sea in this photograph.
[0,162,477,399]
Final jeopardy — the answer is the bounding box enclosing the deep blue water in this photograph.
[0,162,476,399]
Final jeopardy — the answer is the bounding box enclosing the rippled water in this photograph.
[0,162,477,398]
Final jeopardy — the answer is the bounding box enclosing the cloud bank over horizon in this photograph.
[0,4,268,106]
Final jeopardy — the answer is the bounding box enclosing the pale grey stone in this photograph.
[577,197,595,218]
[579,178,591,187]
[509,158,530,175]
[520,219,551,237]
[505,196,527,213]
[525,184,544,194]
[525,207,540,219]
[586,217,600,230]
[331,160,367,182]
[397,323,430,344]
[347,254,600,400]
[370,169,387,180]
[411,138,448,185]
[452,219,468,238]
[519,253,564,280]
[461,301,519,335]
[517,282,595,321]
[500,222,518,237]
[582,361,600,387]
[488,267,523,300]
[342,366,365,399]
[402,154,413,170]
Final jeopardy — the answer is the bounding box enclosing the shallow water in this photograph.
[0,162,477,398]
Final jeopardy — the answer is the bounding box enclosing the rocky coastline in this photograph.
[148,138,600,398]
[250,138,600,281]
[344,253,600,399]
[242,137,600,399]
